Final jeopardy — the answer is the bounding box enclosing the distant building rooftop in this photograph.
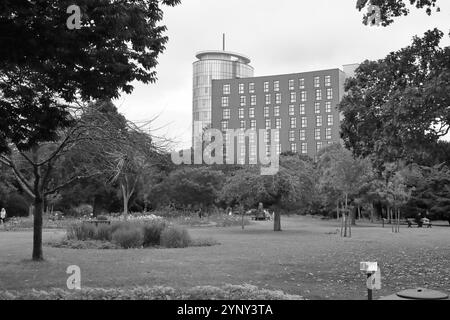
[195,50,251,64]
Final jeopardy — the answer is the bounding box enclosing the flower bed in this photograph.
[0,284,305,300]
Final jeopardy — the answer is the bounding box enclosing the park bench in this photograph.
[406,219,432,228]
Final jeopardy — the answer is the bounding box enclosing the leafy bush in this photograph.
[4,193,30,217]
[95,224,112,241]
[111,227,143,249]
[96,215,109,221]
[67,223,97,241]
[160,226,191,248]
[47,239,120,250]
[142,220,167,247]
[0,284,305,300]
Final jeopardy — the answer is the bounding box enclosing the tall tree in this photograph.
[339,29,450,170]
[0,0,180,261]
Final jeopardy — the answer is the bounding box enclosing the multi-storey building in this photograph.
[192,50,254,146]
[211,68,350,159]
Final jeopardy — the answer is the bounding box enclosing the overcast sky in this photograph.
[113,0,450,149]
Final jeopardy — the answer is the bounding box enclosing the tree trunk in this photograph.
[121,184,129,220]
[337,201,340,221]
[32,196,44,261]
[351,206,356,226]
[274,211,281,231]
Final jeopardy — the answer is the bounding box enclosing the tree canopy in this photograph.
[339,29,450,169]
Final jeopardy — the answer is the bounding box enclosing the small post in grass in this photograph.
[360,262,381,300]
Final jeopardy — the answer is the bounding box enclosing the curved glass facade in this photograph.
[193,51,253,144]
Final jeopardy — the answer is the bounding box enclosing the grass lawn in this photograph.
[0,216,449,300]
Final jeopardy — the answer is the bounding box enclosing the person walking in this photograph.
[0,208,6,225]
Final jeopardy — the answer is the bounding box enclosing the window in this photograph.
[251,95,256,106]
[239,83,245,94]
[265,94,271,105]
[274,80,280,92]
[223,84,230,95]
[250,119,256,129]
[240,120,246,129]
[265,145,270,157]
[326,88,333,100]
[221,121,228,131]
[274,106,280,117]
[327,114,334,126]
[289,79,295,91]
[264,81,269,92]
[289,130,296,142]
[326,128,332,140]
[223,109,230,120]
[237,132,245,144]
[315,102,320,114]
[275,93,281,104]
[221,97,229,107]
[316,115,322,127]
[299,78,305,89]
[275,144,281,155]
[314,76,320,88]
[265,119,271,129]
[249,145,257,163]
[274,131,280,142]
[264,106,270,118]
[325,75,331,87]
[315,128,321,140]
[289,105,295,116]
[301,143,307,154]
[249,108,255,118]
[249,83,255,93]
[301,117,307,128]
[325,101,331,113]
[240,96,246,106]
[238,145,245,164]
[299,129,306,141]
[238,108,244,119]
[290,92,297,103]
[316,89,322,100]
[300,91,307,102]
[264,130,270,143]
[290,143,297,153]
[316,141,323,151]
[275,118,281,129]
[299,104,305,115]
[290,117,297,129]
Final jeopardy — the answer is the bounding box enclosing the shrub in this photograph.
[142,220,167,247]
[67,223,97,241]
[160,226,191,248]
[0,285,305,300]
[96,215,109,221]
[111,227,143,249]
[95,224,112,241]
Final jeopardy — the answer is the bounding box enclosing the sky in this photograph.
[113,0,450,150]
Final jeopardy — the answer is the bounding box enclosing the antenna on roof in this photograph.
[223,33,225,51]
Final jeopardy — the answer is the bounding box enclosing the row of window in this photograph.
[221,88,333,107]
[222,102,334,120]
[221,115,334,130]
[224,141,328,160]
[221,128,333,142]
[222,76,333,95]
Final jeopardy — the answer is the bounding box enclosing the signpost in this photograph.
[360,262,381,300]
